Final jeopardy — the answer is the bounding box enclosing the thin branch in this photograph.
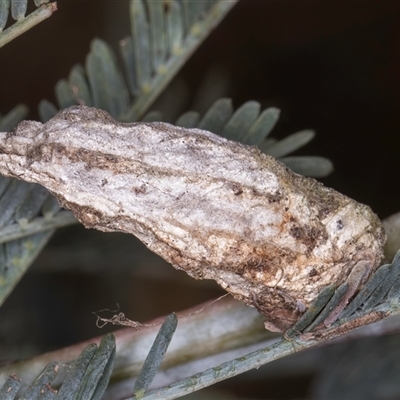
[136,307,396,399]
[0,297,273,394]
[0,2,57,48]
[0,210,76,243]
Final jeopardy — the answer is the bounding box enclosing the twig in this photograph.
[0,210,76,243]
[0,3,57,49]
[135,306,398,400]
[0,297,272,394]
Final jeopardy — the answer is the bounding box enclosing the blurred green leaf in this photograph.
[263,129,315,158]
[220,101,260,141]
[197,98,233,133]
[280,156,334,177]
[68,64,92,106]
[86,39,130,118]
[55,79,76,110]
[0,104,28,131]
[242,107,280,145]
[176,111,200,128]
[38,99,58,123]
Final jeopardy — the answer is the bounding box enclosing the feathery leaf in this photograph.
[0,334,116,400]
[175,99,333,178]
[38,0,238,122]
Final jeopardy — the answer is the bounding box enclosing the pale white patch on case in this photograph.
[0,106,386,331]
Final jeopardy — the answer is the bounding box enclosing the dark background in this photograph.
[1,1,400,398]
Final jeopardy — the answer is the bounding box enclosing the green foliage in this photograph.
[38,0,237,122]
[0,334,116,400]
[0,104,28,131]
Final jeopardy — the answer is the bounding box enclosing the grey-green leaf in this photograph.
[280,156,334,177]
[197,98,233,133]
[122,1,237,122]
[0,180,33,229]
[362,250,400,311]
[73,334,116,399]
[34,0,50,6]
[141,110,163,122]
[120,36,139,97]
[0,210,75,244]
[165,0,183,55]
[0,104,28,132]
[11,0,26,21]
[68,64,92,107]
[90,342,116,400]
[15,184,50,227]
[57,343,98,400]
[220,100,260,141]
[181,0,204,32]
[242,107,280,145]
[133,313,178,398]
[341,263,392,319]
[41,194,61,219]
[38,99,58,123]
[263,129,315,158]
[130,0,151,90]
[147,0,166,71]
[0,0,10,32]
[55,79,76,110]
[86,39,129,118]
[19,361,59,400]
[0,374,21,400]
[176,111,200,128]
[0,231,53,307]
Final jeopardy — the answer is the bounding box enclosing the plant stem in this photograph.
[0,2,57,48]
